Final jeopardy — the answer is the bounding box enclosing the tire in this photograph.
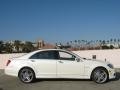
[18,68,35,83]
[92,68,108,84]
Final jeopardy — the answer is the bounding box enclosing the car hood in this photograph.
[82,58,110,65]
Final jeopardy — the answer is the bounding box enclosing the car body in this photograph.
[5,49,116,83]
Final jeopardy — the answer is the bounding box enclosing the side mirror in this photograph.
[75,58,80,62]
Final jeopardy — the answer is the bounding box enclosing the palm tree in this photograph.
[118,39,120,48]
[114,38,116,44]
[70,41,72,46]
[118,39,120,43]
[110,38,113,44]
[98,40,102,49]
[107,40,109,44]
[102,40,106,46]
[74,40,78,48]
[99,40,102,44]
[81,40,85,45]
[55,43,58,46]
[77,40,81,49]
[66,42,69,46]
[74,40,77,44]
[78,40,81,45]
[96,40,98,44]
[59,42,62,46]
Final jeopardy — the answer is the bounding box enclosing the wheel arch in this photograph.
[18,66,36,78]
[90,66,109,80]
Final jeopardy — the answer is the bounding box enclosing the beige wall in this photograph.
[0,49,120,69]
[73,49,120,68]
[0,53,25,69]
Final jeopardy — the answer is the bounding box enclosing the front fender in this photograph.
[84,64,108,79]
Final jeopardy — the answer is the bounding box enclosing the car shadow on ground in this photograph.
[35,78,91,83]
[108,72,120,83]
[0,88,3,90]
[112,72,120,81]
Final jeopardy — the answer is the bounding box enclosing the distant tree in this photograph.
[81,40,85,42]
[99,40,102,44]
[110,38,113,43]
[66,42,69,46]
[74,40,77,44]
[0,41,4,53]
[107,40,109,44]
[22,41,35,53]
[59,42,62,46]
[78,40,81,45]
[74,40,77,48]
[118,39,120,42]
[118,39,120,48]
[55,43,58,46]
[102,40,106,45]
[114,38,116,44]
[96,40,98,43]
[70,41,73,46]
[5,43,13,53]
[14,40,21,52]
[85,40,87,44]
[118,39,120,43]
[57,43,63,49]
[102,45,109,49]
[109,45,114,49]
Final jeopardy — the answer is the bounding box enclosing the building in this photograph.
[36,39,44,49]
[42,43,56,49]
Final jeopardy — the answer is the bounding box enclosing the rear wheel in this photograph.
[18,68,35,83]
[92,68,108,84]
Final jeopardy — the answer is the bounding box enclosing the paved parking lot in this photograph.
[0,70,120,90]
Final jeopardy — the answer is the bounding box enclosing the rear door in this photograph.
[29,50,58,78]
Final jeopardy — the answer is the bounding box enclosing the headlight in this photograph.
[107,64,114,69]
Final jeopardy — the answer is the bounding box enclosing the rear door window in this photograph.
[30,51,59,59]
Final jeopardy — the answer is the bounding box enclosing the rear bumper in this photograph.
[5,67,18,77]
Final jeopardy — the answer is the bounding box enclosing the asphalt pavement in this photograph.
[0,69,120,90]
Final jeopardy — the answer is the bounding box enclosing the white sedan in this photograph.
[5,49,116,84]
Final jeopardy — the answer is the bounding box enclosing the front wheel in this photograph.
[92,68,109,84]
[18,68,35,83]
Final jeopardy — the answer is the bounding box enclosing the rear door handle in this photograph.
[58,61,63,63]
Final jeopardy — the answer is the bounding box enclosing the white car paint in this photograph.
[5,49,116,83]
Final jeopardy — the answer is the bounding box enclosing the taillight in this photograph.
[6,60,11,66]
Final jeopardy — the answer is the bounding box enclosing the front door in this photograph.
[57,51,84,78]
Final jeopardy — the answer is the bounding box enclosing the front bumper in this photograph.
[108,68,116,79]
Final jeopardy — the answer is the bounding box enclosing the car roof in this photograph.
[18,49,73,59]
[33,49,69,52]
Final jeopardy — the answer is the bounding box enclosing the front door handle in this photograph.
[58,61,63,63]
[31,60,35,62]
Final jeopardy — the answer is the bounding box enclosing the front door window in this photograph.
[59,51,75,61]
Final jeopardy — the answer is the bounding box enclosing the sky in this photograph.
[0,0,120,43]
